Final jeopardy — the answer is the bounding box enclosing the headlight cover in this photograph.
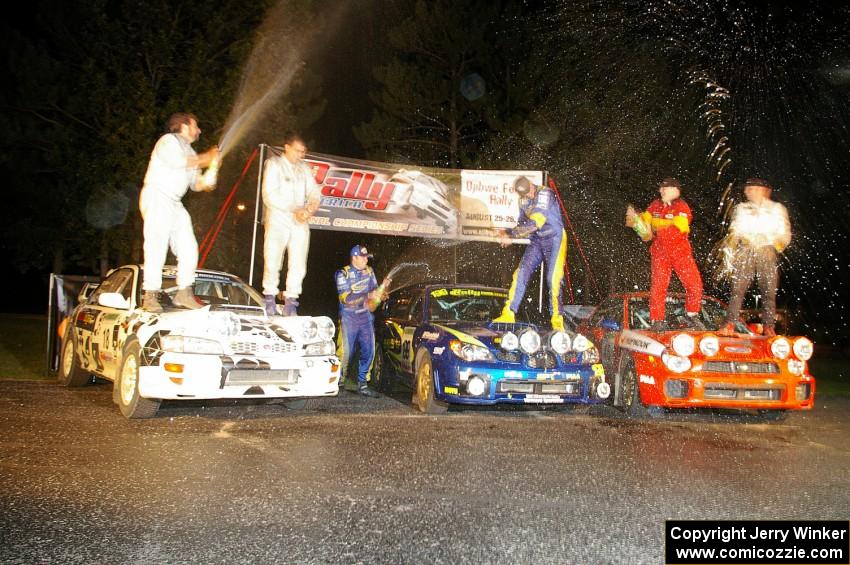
[301,319,318,340]
[519,329,541,354]
[316,317,335,341]
[501,331,519,351]
[161,335,223,354]
[771,337,791,360]
[450,340,494,362]
[787,359,805,376]
[572,334,592,353]
[671,333,695,357]
[549,331,571,354]
[662,353,692,373]
[699,335,719,357]
[792,337,813,361]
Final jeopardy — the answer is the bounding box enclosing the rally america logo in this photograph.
[309,160,396,211]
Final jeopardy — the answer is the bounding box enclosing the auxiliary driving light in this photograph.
[519,329,541,354]
[549,331,571,354]
[792,337,813,361]
[671,333,695,357]
[699,335,719,357]
[596,381,611,399]
[501,331,519,351]
[770,337,791,360]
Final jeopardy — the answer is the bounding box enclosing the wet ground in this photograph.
[1,380,848,564]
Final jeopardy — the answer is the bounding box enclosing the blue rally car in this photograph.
[372,284,611,413]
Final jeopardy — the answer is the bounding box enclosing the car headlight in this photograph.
[787,359,805,376]
[501,331,519,351]
[572,333,592,353]
[305,341,335,356]
[662,353,692,373]
[792,337,813,361]
[519,329,541,354]
[770,337,791,359]
[449,340,494,362]
[316,317,335,341]
[581,347,600,364]
[549,331,571,354]
[206,312,241,337]
[699,335,719,357]
[161,335,223,354]
[301,319,318,340]
[671,333,695,357]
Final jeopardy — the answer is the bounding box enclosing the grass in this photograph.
[0,314,52,380]
[0,314,849,395]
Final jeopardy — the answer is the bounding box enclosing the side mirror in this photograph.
[98,292,130,310]
[600,318,621,331]
[78,282,99,303]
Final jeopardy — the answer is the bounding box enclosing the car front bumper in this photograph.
[434,363,609,405]
[138,353,340,400]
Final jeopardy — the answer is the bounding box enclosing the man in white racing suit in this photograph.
[139,112,219,312]
[261,132,321,316]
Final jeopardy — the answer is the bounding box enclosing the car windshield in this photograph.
[160,273,263,308]
[628,297,752,333]
[427,287,508,322]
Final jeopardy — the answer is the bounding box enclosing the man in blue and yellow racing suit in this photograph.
[493,176,567,331]
[335,245,391,397]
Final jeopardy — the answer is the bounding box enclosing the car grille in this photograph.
[703,384,783,401]
[494,350,522,363]
[224,369,298,386]
[498,380,581,396]
[229,341,298,355]
[527,351,557,369]
[702,360,779,374]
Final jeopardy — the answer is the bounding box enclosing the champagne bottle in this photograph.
[201,156,220,189]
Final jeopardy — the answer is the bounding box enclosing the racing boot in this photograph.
[172,287,204,310]
[358,382,379,398]
[492,305,515,324]
[263,294,277,316]
[282,297,299,317]
[142,291,163,313]
[551,314,565,332]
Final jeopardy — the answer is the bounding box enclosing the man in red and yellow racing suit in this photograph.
[627,177,703,330]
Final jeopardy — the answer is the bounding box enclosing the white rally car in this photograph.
[59,265,340,418]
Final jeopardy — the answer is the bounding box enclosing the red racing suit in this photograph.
[639,198,703,321]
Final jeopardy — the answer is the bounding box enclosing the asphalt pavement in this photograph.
[1,380,848,564]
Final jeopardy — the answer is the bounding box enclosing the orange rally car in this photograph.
[578,293,814,420]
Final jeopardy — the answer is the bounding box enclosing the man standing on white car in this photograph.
[261,132,321,316]
[140,112,219,312]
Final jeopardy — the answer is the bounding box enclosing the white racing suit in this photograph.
[139,134,202,292]
[261,155,321,299]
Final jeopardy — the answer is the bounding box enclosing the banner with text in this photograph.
[265,148,543,243]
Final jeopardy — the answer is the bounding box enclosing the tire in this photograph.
[115,341,160,419]
[371,344,393,393]
[619,358,650,418]
[413,350,447,414]
[58,326,91,387]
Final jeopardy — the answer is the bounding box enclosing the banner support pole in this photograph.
[248,143,266,286]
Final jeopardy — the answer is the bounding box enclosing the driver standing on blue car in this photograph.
[335,245,391,397]
[493,176,567,331]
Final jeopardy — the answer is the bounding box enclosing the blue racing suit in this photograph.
[505,187,567,317]
[335,264,378,385]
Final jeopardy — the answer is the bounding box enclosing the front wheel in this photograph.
[413,350,447,414]
[371,344,393,392]
[58,326,90,387]
[115,341,160,419]
[619,358,650,418]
